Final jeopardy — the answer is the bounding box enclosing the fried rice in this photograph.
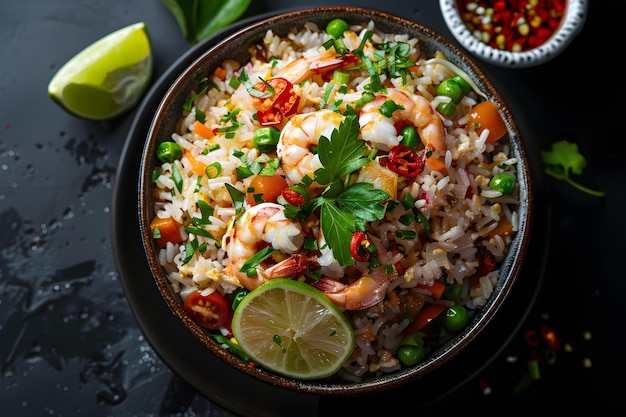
[149,18,520,382]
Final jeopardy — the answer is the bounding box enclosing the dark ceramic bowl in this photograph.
[138,6,533,396]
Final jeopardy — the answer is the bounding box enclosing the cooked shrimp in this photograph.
[311,269,396,311]
[223,202,306,290]
[275,52,357,84]
[276,109,345,186]
[359,88,446,153]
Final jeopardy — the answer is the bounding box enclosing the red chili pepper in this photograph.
[252,77,300,126]
[380,144,424,178]
[257,107,283,126]
[524,329,540,347]
[541,324,561,350]
[350,231,372,262]
[477,245,496,275]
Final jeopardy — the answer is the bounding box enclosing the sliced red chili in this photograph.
[380,144,424,178]
[350,231,372,262]
[257,107,283,126]
[252,77,299,125]
[478,245,496,275]
[524,329,540,347]
[252,77,290,112]
[183,291,230,330]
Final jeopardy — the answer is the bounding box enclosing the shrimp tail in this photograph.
[312,275,389,311]
[261,254,309,279]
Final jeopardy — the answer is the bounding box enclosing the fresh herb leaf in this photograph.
[225,183,245,215]
[296,115,388,266]
[161,0,252,45]
[238,68,275,98]
[182,238,198,265]
[172,163,183,193]
[541,140,605,197]
[315,114,370,185]
[319,200,356,266]
[239,246,276,276]
[335,183,388,222]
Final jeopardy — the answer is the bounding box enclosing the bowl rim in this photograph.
[439,0,589,68]
[138,5,533,396]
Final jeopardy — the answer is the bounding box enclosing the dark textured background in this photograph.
[1,1,622,415]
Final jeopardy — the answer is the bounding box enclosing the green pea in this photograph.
[442,305,469,332]
[253,127,280,153]
[452,75,472,94]
[325,18,350,39]
[401,331,425,346]
[397,344,425,366]
[231,287,249,311]
[436,78,464,104]
[157,141,183,163]
[400,125,419,150]
[436,101,457,118]
[490,172,516,194]
[442,282,462,301]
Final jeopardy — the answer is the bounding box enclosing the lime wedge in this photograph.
[232,279,355,380]
[48,22,152,121]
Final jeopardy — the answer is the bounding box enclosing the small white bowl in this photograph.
[440,0,588,68]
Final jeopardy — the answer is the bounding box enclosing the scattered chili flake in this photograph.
[456,0,566,52]
[541,324,561,350]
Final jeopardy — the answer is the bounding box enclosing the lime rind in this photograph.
[47,22,152,121]
[232,279,355,380]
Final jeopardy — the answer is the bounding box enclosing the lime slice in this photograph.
[48,22,152,121]
[232,279,355,380]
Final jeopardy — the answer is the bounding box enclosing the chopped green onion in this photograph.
[172,163,183,193]
[239,246,276,276]
[395,229,416,240]
[205,162,222,178]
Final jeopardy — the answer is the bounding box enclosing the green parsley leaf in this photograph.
[319,199,356,266]
[541,140,604,197]
[335,183,388,222]
[315,114,370,184]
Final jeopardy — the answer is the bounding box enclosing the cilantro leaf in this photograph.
[315,114,370,184]
[541,140,604,197]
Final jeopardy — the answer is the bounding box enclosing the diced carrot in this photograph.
[408,65,420,74]
[193,120,215,139]
[150,216,182,248]
[213,66,227,80]
[426,154,447,172]
[416,280,446,300]
[183,149,208,176]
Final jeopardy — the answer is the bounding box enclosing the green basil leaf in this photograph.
[162,0,252,45]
